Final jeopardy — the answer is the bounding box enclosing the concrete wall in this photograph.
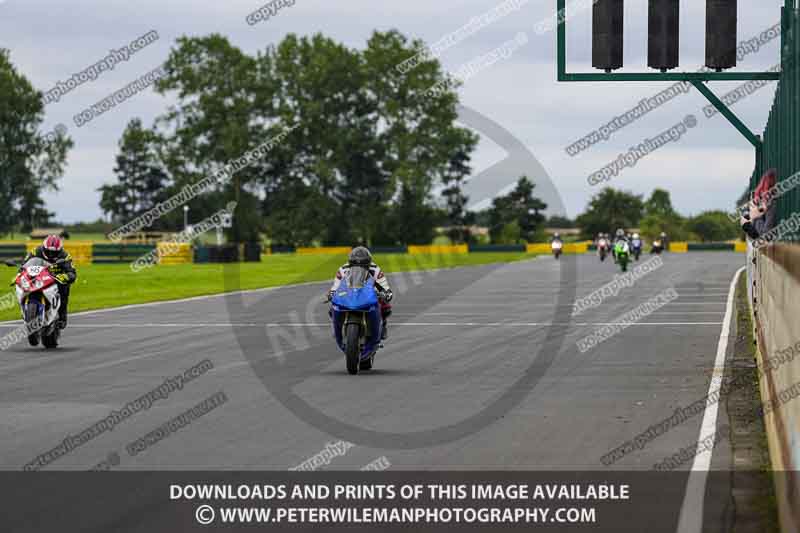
[749,242,800,533]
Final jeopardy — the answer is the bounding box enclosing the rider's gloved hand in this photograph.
[381,290,393,303]
[324,290,334,303]
[55,273,70,284]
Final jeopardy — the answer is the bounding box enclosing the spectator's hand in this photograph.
[748,199,767,221]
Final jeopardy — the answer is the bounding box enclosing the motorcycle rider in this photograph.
[631,232,643,259]
[596,232,610,258]
[659,231,669,251]
[21,235,77,329]
[611,229,627,262]
[328,246,393,340]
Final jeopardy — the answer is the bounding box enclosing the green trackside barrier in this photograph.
[243,243,262,262]
[370,246,409,254]
[468,244,527,253]
[194,246,210,264]
[269,245,296,254]
[92,244,156,264]
[194,245,240,263]
[0,244,27,260]
[687,242,736,251]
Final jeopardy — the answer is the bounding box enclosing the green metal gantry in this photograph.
[555,0,794,161]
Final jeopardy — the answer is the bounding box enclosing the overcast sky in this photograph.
[0,0,785,223]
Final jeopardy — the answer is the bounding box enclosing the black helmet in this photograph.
[348,246,372,266]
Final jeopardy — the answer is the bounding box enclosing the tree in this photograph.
[487,176,547,243]
[644,188,678,218]
[547,215,575,228]
[99,118,170,226]
[685,210,739,242]
[151,30,477,246]
[639,188,686,240]
[575,188,644,238]
[639,213,687,241]
[441,146,472,243]
[0,49,71,234]
[154,34,267,242]
[496,220,521,244]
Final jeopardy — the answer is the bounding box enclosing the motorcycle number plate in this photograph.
[26,266,44,277]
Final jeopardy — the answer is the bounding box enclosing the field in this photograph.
[0,252,532,321]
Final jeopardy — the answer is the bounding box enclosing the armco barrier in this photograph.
[0,244,27,260]
[27,241,93,265]
[526,243,550,254]
[296,246,352,255]
[243,243,262,262]
[370,246,409,254]
[194,245,239,263]
[407,244,468,254]
[92,244,156,264]
[468,244,526,253]
[269,245,296,254]
[687,242,735,251]
[564,242,587,254]
[526,242,587,254]
[156,243,193,265]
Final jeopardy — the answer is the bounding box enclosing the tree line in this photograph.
[0,32,739,245]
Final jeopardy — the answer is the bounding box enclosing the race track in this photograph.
[0,252,743,476]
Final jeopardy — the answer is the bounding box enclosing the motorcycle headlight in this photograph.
[20,278,30,290]
[34,280,44,289]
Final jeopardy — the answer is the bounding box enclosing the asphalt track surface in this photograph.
[0,252,745,530]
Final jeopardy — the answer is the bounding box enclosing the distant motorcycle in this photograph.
[631,237,642,260]
[327,265,384,375]
[6,257,65,348]
[614,241,631,272]
[651,239,664,255]
[551,240,563,260]
[597,238,609,262]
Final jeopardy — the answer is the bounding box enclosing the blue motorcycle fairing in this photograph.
[331,276,379,310]
[330,277,382,358]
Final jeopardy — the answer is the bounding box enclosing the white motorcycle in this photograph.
[551,240,563,260]
[597,238,610,262]
[6,258,64,348]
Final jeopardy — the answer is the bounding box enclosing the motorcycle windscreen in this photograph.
[331,268,379,311]
[23,258,48,269]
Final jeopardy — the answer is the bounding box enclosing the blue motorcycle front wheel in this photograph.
[345,323,361,375]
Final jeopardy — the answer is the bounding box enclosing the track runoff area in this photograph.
[0,251,746,532]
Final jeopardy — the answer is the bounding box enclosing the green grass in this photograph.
[0,252,532,321]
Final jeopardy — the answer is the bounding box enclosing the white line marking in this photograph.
[0,260,533,326]
[676,266,744,533]
[0,321,724,329]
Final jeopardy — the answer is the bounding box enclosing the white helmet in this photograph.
[633,233,639,239]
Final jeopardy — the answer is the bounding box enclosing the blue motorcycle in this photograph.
[329,266,383,374]
[631,237,643,261]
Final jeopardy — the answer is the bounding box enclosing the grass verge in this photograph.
[0,252,533,321]
[726,272,780,533]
